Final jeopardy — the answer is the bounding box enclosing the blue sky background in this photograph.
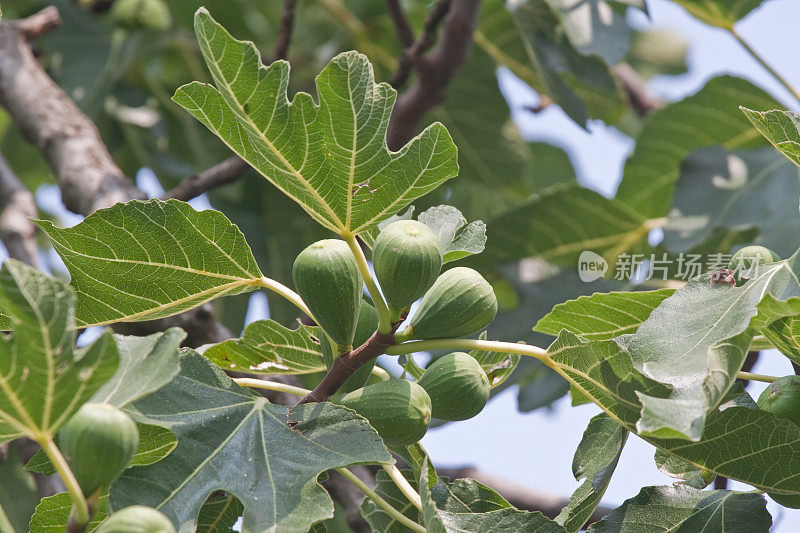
[1,0,797,529]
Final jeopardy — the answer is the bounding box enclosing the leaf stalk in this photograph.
[335,467,427,533]
[39,435,90,525]
[343,234,392,334]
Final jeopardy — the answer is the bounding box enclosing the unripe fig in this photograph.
[418,352,490,421]
[728,245,779,278]
[373,220,443,308]
[58,403,139,495]
[96,506,176,533]
[293,239,362,349]
[407,267,498,339]
[110,0,172,32]
[757,375,800,426]
[331,379,432,445]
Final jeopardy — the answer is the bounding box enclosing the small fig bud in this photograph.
[757,375,800,426]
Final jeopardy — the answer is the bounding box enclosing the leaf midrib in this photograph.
[199,22,346,233]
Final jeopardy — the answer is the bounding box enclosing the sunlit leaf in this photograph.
[203,320,325,375]
[534,289,675,341]
[38,199,263,327]
[557,413,627,532]
[174,8,458,235]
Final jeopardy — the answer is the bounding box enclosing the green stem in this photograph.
[342,234,391,334]
[386,338,548,359]
[40,436,89,525]
[371,366,392,381]
[335,467,426,533]
[750,336,774,351]
[255,276,313,320]
[730,28,800,104]
[233,378,311,396]
[0,502,14,533]
[381,464,422,511]
[737,371,778,383]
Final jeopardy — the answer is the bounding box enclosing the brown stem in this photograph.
[272,0,298,61]
[387,0,481,150]
[386,0,415,48]
[388,0,452,90]
[296,331,395,405]
[161,156,250,201]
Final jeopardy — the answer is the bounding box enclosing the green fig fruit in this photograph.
[96,506,176,533]
[418,352,490,421]
[58,403,139,495]
[757,375,800,426]
[110,0,172,32]
[293,239,362,349]
[407,267,497,339]
[728,245,779,278]
[373,220,443,309]
[331,379,432,445]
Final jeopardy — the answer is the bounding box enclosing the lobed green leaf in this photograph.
[173,9,458,236]
[110,351,392,532]
[0,260,118,443]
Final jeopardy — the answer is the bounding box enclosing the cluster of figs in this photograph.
[293,219,499,445]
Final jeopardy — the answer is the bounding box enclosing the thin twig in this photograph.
[730,27,800,105]
[161,156,250,201]
[387,0,481,149]
[386,0,415,48]
[613,63,665,116]
[272,0,298,61]
[388,0,452,89]
[0,151,39,267]
[15,5,61,39]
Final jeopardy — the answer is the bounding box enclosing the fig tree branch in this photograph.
[0,151,38,268]
[272,0,298,62]
[0,7,145,215]
[387,0,452,89]
[0,6,235,348]
[387,0,481,149]
[161,156,250,201]
[296,330,397,405]
[386,0,415,48]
